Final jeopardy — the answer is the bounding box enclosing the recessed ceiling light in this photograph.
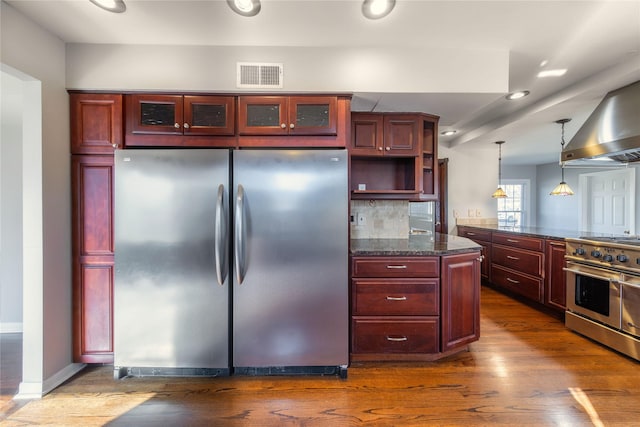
[505,90,530,100]
[227,0,261,17]
[362,0,396,19]
[89,0,126,13]
[441,130,457,136]
[537,69,567,78]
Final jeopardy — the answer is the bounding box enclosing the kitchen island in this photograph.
[349,233,482,362]
[457,224,572,315]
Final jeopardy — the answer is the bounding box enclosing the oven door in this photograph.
[565,261,621,329]
[620,273,640,338]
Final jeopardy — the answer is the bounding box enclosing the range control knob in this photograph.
[603,254,614,262]
[575,248,586,255]
[617,254,629,262]
[591,250,602,258]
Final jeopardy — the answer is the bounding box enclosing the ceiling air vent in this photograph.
[237,62,283,89]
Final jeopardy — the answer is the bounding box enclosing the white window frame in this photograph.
[497,179,531,227]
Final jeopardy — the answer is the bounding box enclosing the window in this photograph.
[497,180,529,228]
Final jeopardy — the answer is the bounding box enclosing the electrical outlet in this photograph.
[476,209,481,217]
[468,209,475,217]
[358,213,366,226]
[453,209,459,218]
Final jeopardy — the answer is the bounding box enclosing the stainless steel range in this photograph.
[565,237,640,361]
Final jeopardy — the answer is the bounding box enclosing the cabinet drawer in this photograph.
[458,227,491,242]
[492,232,543,252]
[352,279,439,316]
[492,244,543,277]
[351,257,439,278]
[491,264,543,302]
[352,317,439,354]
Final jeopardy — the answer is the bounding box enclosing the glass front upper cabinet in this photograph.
[238,96,337,136]
[128,94,235,136]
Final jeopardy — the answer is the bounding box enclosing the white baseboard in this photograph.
[0,322,23,333]
[14,363,86,400]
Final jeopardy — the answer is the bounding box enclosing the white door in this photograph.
[580,168,636,235]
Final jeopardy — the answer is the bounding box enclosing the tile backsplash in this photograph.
[350,200,410,239]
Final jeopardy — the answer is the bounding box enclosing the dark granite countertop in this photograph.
[457,224,628,241]
[350,233,482,256]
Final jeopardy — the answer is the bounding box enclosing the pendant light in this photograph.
[492,141,507,198]
[550,119,575,196]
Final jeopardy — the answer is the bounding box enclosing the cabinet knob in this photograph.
[174,123,180,129]
[378,147,383,151]
[112,143,118,149]
[385,147,391,151]
[290,123,295,129]
[183,123,190,129]
[281,123,287,129]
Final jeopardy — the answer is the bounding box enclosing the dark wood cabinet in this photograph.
[491,232,545,303]
[125,94,236,147]
[71,155,114,363]
[440,252,481,351]
[545,239,567,311]
[349,112,438,200]
[351,256,440,360]
[457,226,492,281]
[238,95,337,136]
[350,253,480,361]
[237,95,349,147]
[70,93,123,154]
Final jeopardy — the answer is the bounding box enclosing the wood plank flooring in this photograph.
[2,286,640,426]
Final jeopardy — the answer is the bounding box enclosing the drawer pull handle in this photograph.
[386,296,407,301]
[467,232,476,236]
[386,336,408,342]
[506,278,520,284]
[628,322,639,330]
[386,265,408,269]
[507,239,519,243]
[506,255,520,260]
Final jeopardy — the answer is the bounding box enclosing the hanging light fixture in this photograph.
[492,141,508,198]
[550,118,575,196]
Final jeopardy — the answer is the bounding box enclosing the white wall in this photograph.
[1,1,81,397]
[536,163,640,233]
[439,143,499,234]
[0,71,24,333]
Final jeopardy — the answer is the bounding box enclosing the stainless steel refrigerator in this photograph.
[113,149,348,378]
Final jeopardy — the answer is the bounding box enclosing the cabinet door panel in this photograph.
[73,156,114,256]
[183,95,235,136]
[351,113,383,155]
[128,94,183,135]
[238,96,288,135]
[352,317,439,354]
[383,115,421,156]
[545,239,567,310]
[75,262,114,362]
[288,96,337,135]
[441,252,481,351]
[70,93,123,154]
[352,256,439,278]
[492,244,543,277]
[352,279,440,316]
[491,264,543,302]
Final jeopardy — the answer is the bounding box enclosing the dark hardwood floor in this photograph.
[2,286,640,426]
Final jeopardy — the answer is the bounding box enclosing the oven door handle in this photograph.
[563,267,618,283]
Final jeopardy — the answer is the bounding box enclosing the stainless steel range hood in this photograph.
[562,80,640,167]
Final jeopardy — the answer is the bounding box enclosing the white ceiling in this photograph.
[5,0,640,165]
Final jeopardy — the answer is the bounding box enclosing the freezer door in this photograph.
[114,149,230,371]
[233,149,349,367]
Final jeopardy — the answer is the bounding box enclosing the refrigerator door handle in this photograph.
[214,184,228,286]
[235,184,246,284]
